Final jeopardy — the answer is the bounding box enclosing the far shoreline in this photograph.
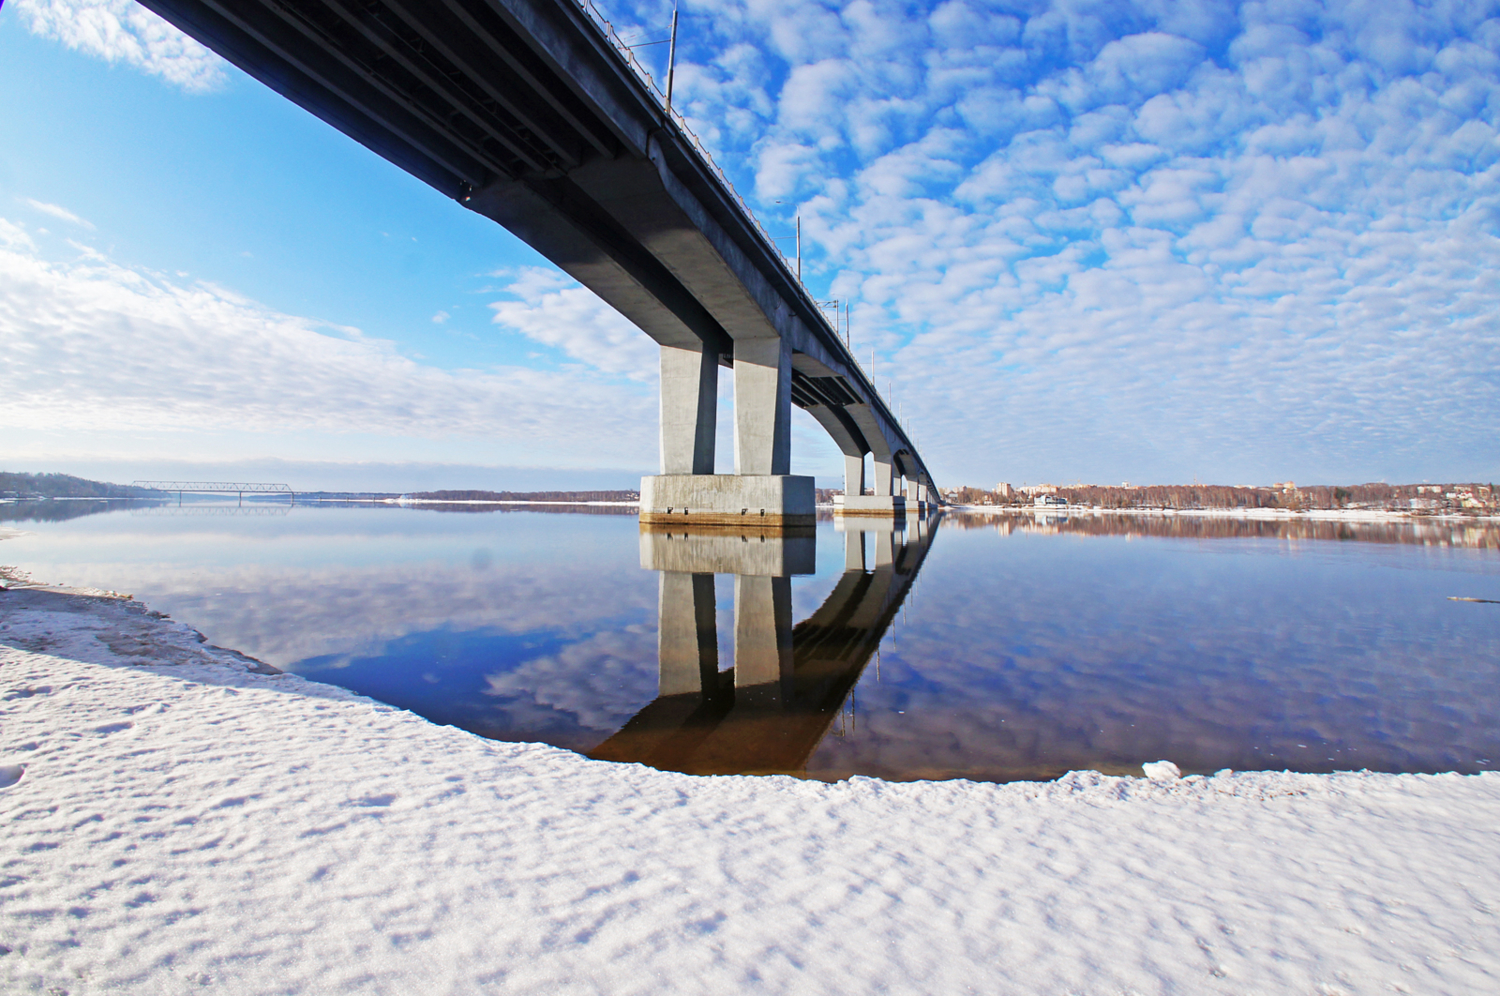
[5,494,1497,525]
[945,503,1500,524]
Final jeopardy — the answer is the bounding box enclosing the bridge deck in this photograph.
[139,0,938,503]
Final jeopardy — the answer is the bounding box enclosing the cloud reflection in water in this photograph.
[3,505,1496,782]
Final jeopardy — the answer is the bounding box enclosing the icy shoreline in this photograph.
[3,583,1499,994]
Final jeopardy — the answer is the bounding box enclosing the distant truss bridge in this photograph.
[133,482,296,502]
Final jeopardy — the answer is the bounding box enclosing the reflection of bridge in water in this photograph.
[130,504,295,517]
[590,514,941,776]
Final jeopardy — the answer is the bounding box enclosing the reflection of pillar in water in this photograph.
[657,571,717,696]
[872,525,900,568]
[844,527,866,572]
[597,514,944,775]
[734,574,793,706]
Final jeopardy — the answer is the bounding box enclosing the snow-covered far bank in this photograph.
[949,503,1499,523]
[390,498,640,507]
[3,585,1499,996]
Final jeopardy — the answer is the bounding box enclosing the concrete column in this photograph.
[844,453,865,498]
[660,344,719,475]
[873,456,894,496]
[733,338,791,476]
[733,573,792,706]
[657,571,718,696]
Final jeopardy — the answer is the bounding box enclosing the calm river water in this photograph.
[4,500,1498,783]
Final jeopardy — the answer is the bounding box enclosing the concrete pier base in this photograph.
[640,474,815,527]
[832,494,907,517]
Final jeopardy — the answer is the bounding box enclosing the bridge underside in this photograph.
[139,0,938,517]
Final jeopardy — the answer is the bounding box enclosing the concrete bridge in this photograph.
[588,514,941,775]
[140,0,939,521]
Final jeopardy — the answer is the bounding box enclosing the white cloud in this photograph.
[0,228,656,465]
[431,310,450,324]
[654,0,1500,484]
[20,198,95,230]
[0,219,38,254]
[13,0,227,92]
[488,267,659,382]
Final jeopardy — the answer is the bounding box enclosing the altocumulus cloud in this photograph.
[488,267,660,382]
[0,219,654,462]
[642,0,1500,483]
[16,0,1500,483]
[12,0,228,92]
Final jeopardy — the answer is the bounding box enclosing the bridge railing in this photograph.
[574,1,921,473]
[573,2,849,344]
[574,3,778,252]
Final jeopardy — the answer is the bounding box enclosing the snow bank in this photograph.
[3,586,1499,995]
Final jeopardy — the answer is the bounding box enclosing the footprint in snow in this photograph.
[0,765,24,789]
[349,793,397,808]
[94,722,134,735]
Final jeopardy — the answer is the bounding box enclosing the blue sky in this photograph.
[1,0,1497,491]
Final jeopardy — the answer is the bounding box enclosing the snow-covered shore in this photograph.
[3,582,1499,995]
[951,503,1499,524]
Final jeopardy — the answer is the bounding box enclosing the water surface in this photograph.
[3,500,1497,782]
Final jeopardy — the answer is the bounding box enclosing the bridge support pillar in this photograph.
[660,344,718,475]
[834,452,906,517]
[733,337,791,476]
[643,337,813,526]
[843,453,865,500]
[733,574,792,707]
[657,572,718,696]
